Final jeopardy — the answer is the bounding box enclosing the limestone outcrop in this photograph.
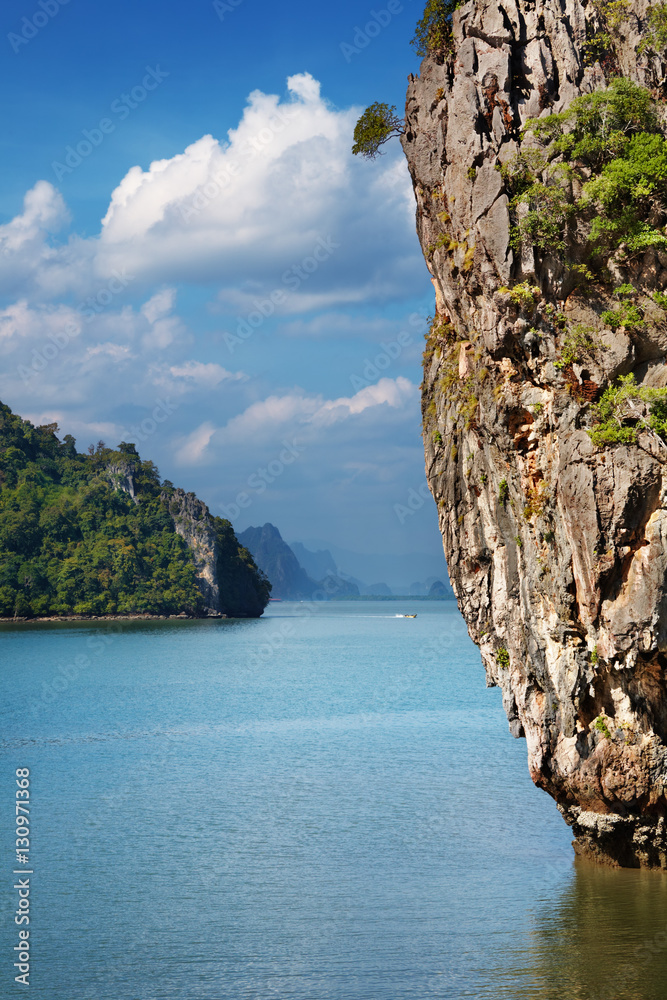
[167,489,221,612]
[105,461,137,501]
[165,489,270,617]
[402,0,667,866]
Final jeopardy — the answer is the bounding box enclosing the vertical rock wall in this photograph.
[402,0,667,866]
[167,489,222,613]
[165,489,270,618]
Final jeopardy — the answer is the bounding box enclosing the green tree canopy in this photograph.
[527,78,659,168]
[412,0,464,56]
[512,79,667,257]
[352,103,403,160]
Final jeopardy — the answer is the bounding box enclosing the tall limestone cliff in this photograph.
[166,490,271,618]
[238,523,319,599]
[402,0,667,866]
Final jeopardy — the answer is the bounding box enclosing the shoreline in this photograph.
[0,612,230,624]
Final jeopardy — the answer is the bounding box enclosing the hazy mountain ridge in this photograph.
[239,523,359,600]
[238,525,453,599]
[290,536,453,597]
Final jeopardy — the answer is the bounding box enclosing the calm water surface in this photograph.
[1,601,666,999]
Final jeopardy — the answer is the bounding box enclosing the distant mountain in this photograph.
[239,524,359,600]
[238,524,317,599]
[364,582,393,596]
[396,577,453,598]
[289,542,368,596]
[320,573,359,598]
[288,537,454,597]
[290,542,337,581]
[295,538,448,594]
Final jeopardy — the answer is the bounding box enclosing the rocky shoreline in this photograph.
[0,612,232,624]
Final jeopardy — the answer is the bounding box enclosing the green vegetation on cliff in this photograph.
[513,78,667,258]
[0,401,269,618]
[352,1,464,159]
[352,103,403,160]
[412,0,464,56]
[587,373,667,446]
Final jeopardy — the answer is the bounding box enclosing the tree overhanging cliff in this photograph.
[397,0,667,867]
[0,401,270,618]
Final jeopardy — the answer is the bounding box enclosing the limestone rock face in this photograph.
[167,489,221,613]
[402,0,667,866]
[165,490,270,617]
[105,462,137,501]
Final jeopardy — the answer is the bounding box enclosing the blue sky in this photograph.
[0,0,447,579]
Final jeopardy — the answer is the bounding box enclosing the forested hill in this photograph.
[0,401,271,619]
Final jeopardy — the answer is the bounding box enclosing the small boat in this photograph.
[402,614,417,618]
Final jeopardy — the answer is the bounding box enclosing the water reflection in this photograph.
[512,861,667,1000]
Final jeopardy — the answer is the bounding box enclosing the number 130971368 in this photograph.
[15,768,30,864]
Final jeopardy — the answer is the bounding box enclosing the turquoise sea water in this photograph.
[1,600,666,999]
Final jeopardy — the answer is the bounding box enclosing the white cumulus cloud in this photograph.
[0,74,421,311]
[177,377,419,461]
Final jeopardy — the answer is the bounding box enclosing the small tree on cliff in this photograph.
[352,2,467,159]
[351,103,404,160]
[412,0,465,56]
